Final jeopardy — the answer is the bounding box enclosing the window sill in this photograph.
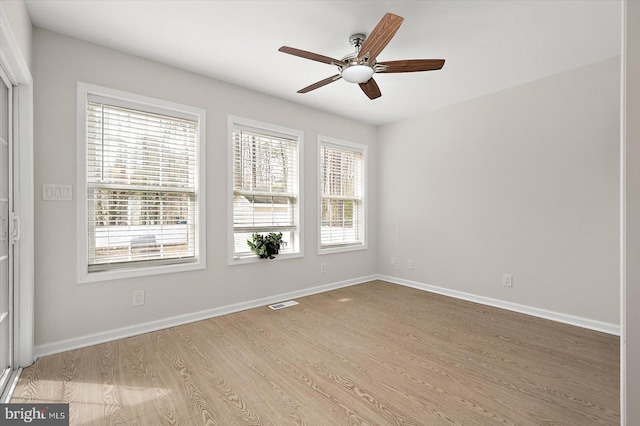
[78,258,206,284]
[318,244,367,255]
[228,252,303,266]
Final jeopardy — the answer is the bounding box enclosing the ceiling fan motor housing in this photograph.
[340,33,375,83]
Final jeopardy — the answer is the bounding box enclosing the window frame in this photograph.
[318,135,367,255]
[76,82,207,283]
[228,115,304,265]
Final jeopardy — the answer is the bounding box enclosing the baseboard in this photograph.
[379,275,620,336]
[34,273,619,358]
[34,275,377,359]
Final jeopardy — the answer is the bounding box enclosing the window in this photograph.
[229,116,302,263]
[319,136,366,253]
[77,83,206,282]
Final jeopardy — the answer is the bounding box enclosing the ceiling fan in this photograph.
[278,12,445,100]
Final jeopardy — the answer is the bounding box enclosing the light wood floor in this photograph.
[13,280,619,425]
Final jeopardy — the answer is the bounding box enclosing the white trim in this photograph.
[80,261,207,284]
[34,274,377,358]
[76,82,207,283]
[620,0,628,423]
[79,83,204,119]
[319,138,366,153]
[227,115,304,265]
[230,252,303,265]
[0,65,15,396]
[13,64,33,369]
[380,275,621,336]
[317,135,368,255]
[32,273,621,358]
[0,2,34,368]
[87,93,197,121]
[0,5,31,86]
[319,244,367,256]
[0,368,20,403]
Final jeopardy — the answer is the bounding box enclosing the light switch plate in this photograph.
[43,184,73,201]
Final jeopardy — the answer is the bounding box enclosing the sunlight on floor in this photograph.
[13,379,172,424]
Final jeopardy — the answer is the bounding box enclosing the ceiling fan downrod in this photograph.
[349,33,366,55]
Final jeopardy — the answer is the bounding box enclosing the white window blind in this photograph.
[320,142,365,249]
[86,99,198,271]
[232,126,298,256]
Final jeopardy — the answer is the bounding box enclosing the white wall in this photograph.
[377,57,620,327]
[624,1,640,423]
[33,28,377,351]
[32,22,622,358]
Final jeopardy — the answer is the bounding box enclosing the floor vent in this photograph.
[268,300,299,310]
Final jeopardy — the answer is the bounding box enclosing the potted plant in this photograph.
[247,232,287,259]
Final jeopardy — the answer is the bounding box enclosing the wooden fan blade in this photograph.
[279,46,342,65]
[359,78,382,100]
[358,13,404,63]
[298,74,342,93]
[377,59,445,73]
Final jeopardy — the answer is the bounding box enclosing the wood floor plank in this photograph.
[12,281,619,425]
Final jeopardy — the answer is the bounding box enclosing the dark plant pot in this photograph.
[265,243,279,259]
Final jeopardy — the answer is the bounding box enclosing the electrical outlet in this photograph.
[133,290,145,306]
[390,257,397,266]
[408,258,415,270]
[502,274,513,287]
[320,263,327,273]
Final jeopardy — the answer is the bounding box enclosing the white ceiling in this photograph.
[25,0,621,126]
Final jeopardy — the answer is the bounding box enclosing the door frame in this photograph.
[0,64,13,398]
[0,3,35,377]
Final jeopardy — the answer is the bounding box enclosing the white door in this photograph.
[0,66,13,395]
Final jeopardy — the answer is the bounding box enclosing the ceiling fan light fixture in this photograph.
[341,65,374,83]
